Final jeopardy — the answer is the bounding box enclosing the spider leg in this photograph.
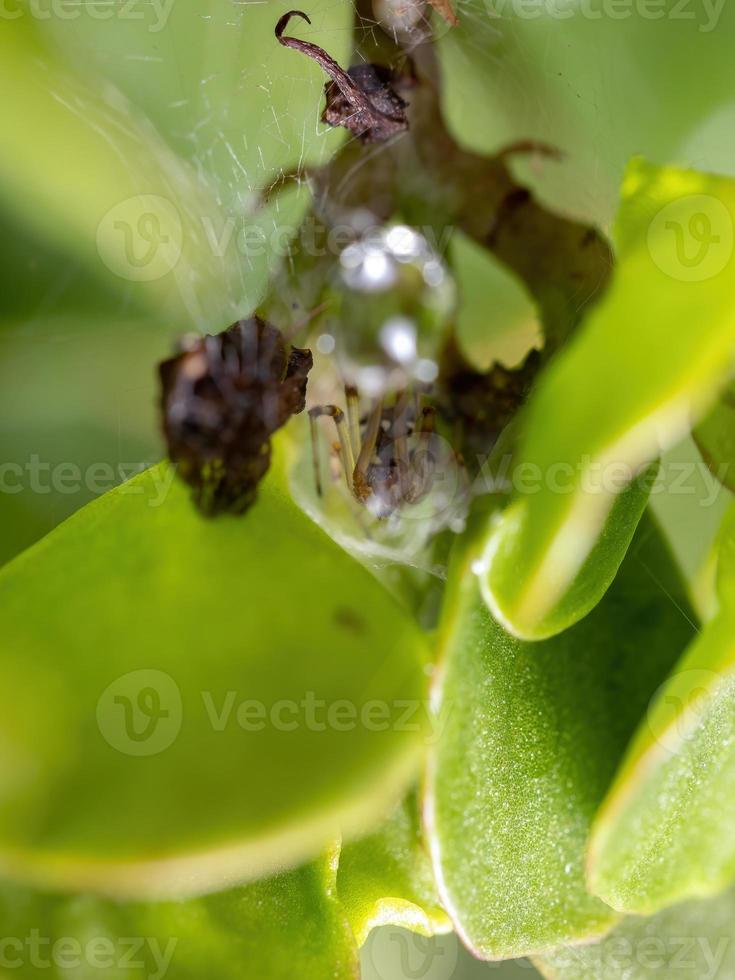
[309,405,355,495]
[353,398,384,500]
[391,388,412,499]
[345,384,361,461]
[260,166,314,205]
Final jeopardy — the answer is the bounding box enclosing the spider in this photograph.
[308,384,445,519]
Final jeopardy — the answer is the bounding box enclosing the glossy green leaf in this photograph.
[587,505,735,914]
[425,509,696,958]
[0,313,166,568]
[694,381,735,492]
[0,441,428,898]
[536,885,735,979]
[451,230,541,371]
[715,503,735,598]
[337,791,451,946]
[0,20,244,329]
[437,0,735,230]
[649,437,732,622]
[479,158,735,640]
[0,853,358,979]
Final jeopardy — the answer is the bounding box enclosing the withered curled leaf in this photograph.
[426,0,458,27]
[159,317,312,516]
[275,10,408,143]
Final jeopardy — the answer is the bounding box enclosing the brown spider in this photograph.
[308,385,445,519]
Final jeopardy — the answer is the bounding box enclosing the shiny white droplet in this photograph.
[415,358,439,383]
[380,316,417,364]
[339,243,362,270]
[341,245,397,292]
[385,224,423,261]
[331,221,456,394]
[356,365,389,398]
[316,333,336,355]
[423,259,445,287]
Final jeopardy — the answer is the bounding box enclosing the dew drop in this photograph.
[328,221,456,394]
[316,333,336,355]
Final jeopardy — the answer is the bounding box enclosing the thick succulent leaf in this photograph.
[0,854,358,980]
[0,20,245,329]
[650,437,732,621]
[424,509,696,958]
[0,441,428,898]
[0,313,166,567]
[479,158,735,640]
[587,506,735,914]
[437,0,735,229]
[715,504,735,598]
[337,791,451,946]
[536,885,735,979]
[694,381,735,492]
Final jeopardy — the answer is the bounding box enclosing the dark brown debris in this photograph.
[438,338,542,466]
[275,10,408,143]
[159,317,312,516]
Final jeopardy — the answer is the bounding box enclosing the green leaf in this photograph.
[337,791,451,946]
[451,230,541,371]
[0,313,166,568]
[425,509,696,958]
[0,853,358,979]
[479,158,735,640]
[694,381,735,493]
[535,885,735,979]
[715,503,735,599]
[587,505,735,914]
[649,437,732,621]
[0,441,428,898]
[437,0,735,229]
[0,19,242,328]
